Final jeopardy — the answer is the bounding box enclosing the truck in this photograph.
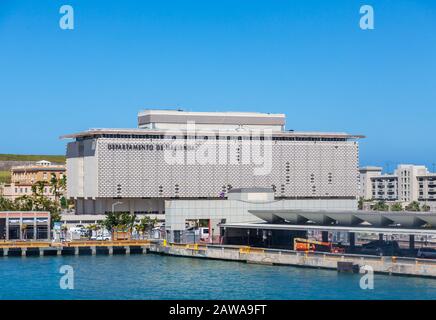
[293,238,345,254]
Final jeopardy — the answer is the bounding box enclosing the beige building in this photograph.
[0,161,66,201]
[359,164,434,211]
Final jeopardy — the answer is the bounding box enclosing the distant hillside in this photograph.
[0,154,66,163]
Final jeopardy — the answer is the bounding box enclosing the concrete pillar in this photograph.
[322,231,329,243]
[33,219,37,241]
[21,248,27,257]
[5,217,9,241]
[91,246,96,256]
[74,247,79,256]
[3,248,8,256]
[409,235,415,250]
[39,249,44,256]
[19,218,23,241]
[124,246,130,255]
[349,232,356,248]
[108,246,113,255]
[141,246,148,254]
[379,233,384,241]
[129,199,135,216]
[57,248,62,256]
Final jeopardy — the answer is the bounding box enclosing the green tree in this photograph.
[421,204,431,212]
[86,224,100,239]
[372,201,389,211]
[358,197,364,210]
[49,173,67,204]
[405,201,421,212]
[101,212,136,234]
[390,203,403,212]
[0,196,16,211]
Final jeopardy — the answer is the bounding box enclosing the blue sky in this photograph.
[1,0,435,171]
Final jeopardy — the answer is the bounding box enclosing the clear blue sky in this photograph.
[1,0,436,171]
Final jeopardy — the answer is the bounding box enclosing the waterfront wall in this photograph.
[150,243,436,278]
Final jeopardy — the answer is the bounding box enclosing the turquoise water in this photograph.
[0,254,435,300]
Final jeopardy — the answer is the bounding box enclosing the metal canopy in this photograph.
[248,209,436,230]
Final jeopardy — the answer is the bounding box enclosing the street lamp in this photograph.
[112,201,123,213]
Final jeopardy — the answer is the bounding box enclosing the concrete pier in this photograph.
[0,240,151,257]
[148,243,436,278]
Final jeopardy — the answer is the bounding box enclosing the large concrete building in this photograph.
[62,110,363,219]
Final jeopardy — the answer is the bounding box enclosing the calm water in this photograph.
[0,254,435,300]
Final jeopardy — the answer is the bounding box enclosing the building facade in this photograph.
[165,188,358,242]
[418,174,436,204]
[359,164,435,210]
[0,161,66,201]
[63,110,363,218]
[0,211,50,240]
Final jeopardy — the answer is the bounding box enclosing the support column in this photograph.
[108,246,113,255]
[349,232,356,249]
[5,217,9,241]
[19,217,23,241]
[379,233,384,241]
[21,248,27,257]
[322,231,329,243]
[74,247,79,256]
[39,249,44,257]
[57,248,62,256]
[3,248,8,256]
[124,246,130,255]
[409,235,415,251]
[141,246,148,254]
[91,246,96,256]
[33,219,37,241]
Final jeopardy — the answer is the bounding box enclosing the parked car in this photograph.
[417,247,436,259]
[96,235,111,241]
[360,240,401,256]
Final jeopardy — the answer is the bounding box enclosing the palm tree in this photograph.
[86,224,100,239]
[405,201,421,212]
[49,173,67,204]
[372,201,389,211]
[390,203,403,212]
[421,204,431,212]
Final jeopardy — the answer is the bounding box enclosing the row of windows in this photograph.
[77,134,347,142]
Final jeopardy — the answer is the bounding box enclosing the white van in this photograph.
[199,227,209,241]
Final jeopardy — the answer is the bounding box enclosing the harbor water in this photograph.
[1,254,435,300]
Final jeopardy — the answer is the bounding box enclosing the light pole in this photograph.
[112,201,123,213]
[110,201,123,240]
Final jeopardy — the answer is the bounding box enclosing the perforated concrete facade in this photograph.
[66,133,360,215]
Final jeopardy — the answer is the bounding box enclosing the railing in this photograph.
[0,240,151,249]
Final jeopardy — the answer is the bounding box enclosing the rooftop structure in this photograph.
[137,109,286,131]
